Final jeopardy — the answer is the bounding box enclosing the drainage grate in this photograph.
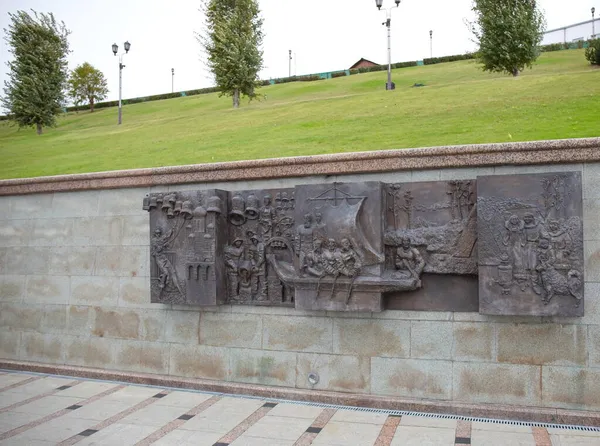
[3,368,599,433]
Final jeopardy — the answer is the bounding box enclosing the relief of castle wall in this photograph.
[143,171,584,316]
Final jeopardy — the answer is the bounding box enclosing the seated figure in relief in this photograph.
[395,236,425,280]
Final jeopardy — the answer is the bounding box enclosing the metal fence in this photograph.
[542,18,600,45]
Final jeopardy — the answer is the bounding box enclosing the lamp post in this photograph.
[375,0,401,91]
[429,30,433,58]
[289,50,292,77]
[593,7,596,38]
[171,68,174,93]
[112,41,131,125]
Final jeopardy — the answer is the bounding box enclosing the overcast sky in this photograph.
[0,0,597,103]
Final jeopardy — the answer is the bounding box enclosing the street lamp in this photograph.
[429,30,433,58]
[375,0,401,91]
[171,68,174,93]
[289,50,292,77]
[112,41,131,125]
[593,7,596,38]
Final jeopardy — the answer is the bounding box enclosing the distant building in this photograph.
[349,58,379,70]
[542,18,599,45]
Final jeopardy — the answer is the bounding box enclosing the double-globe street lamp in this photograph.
[112,41,131,125]
[375,0,401,91]
[375,0,400,90]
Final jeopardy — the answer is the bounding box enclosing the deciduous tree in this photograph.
[68,62,108,112]
[2,10,70,134]
[197,0,264,108]
[468,0,545,76]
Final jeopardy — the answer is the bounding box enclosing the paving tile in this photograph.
[152,390,213,409]
[0,374,35,389]
[0,437,55,446]
[102,385,162,403]
[6,415,97,443]
[470,430,536,445]
[76,422,157,446]
[549,433,600,445]
[55,381,120,399]
[472,421,533,433]
[329,409,388,425]
[230,436,294,446]
[119,404,189,427]
[242,415,313,441]
[0,410,44,434]
[152,428,196,445]
[66,400,136,421]
[5,377,76,396]
[266,403,323,419]
[10,395,85,416]
[391,426,456,446]
[179,398,265,433]
[177,429,226,445]
[398,415,457,429]
[311,420,384,445]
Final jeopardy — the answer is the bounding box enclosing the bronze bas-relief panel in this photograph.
[145,189,228,305]
[142,173,584,316]
[477,172,584,316]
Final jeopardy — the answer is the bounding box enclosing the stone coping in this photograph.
[1,137,599,196]
[1,360,599,427]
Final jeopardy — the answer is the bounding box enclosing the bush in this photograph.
[423,53,476,65]
[393,61,418,69]
[585,39,600,65]
[64,86,222,112]
[539,42,567,52]
[331,71,347,78]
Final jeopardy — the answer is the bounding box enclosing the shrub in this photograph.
[585,39,600,65]
[423,53,476,65]
[331,71,348,78]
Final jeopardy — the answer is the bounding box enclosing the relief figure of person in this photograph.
[151,228,184,295]
[522,213,541,272]
[304,239,325,277]
[339,238,362,278]
[545,219,571,265]
[503,215,525,273]
[259,194,276,239]
[248,233,267,301]
[395,236,425,280]
[224,238,244,300]
[295,213,315,271]
[322,238,342,276]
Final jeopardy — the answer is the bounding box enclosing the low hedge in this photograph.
[423,53,476,65]
[65,86,221,112]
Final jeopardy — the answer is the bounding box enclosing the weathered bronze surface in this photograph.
[143,172,584,315]
[146,189,228,305]
[478,172,584,316]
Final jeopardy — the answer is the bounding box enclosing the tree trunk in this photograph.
[90,97,95,112]
[36,123,43,135]
[512,68,520,77]
[233,88,240,108]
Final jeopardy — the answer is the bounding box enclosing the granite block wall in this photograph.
[1,161,599,412]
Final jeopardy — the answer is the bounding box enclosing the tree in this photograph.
[1,10,70,134]
[468,0,545,77]
[198,0,264,108]
[68,63,108,112]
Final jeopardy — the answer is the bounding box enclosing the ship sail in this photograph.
[314,198,384,266]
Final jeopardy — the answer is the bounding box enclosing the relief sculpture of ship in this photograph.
[266,182,424,312]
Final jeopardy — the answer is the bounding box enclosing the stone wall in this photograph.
[1,159,599,413]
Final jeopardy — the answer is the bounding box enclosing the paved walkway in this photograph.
[0,371,598,445]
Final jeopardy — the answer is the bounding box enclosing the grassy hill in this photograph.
[0,49,598,180]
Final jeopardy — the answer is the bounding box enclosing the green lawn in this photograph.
[1,49,599,179]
